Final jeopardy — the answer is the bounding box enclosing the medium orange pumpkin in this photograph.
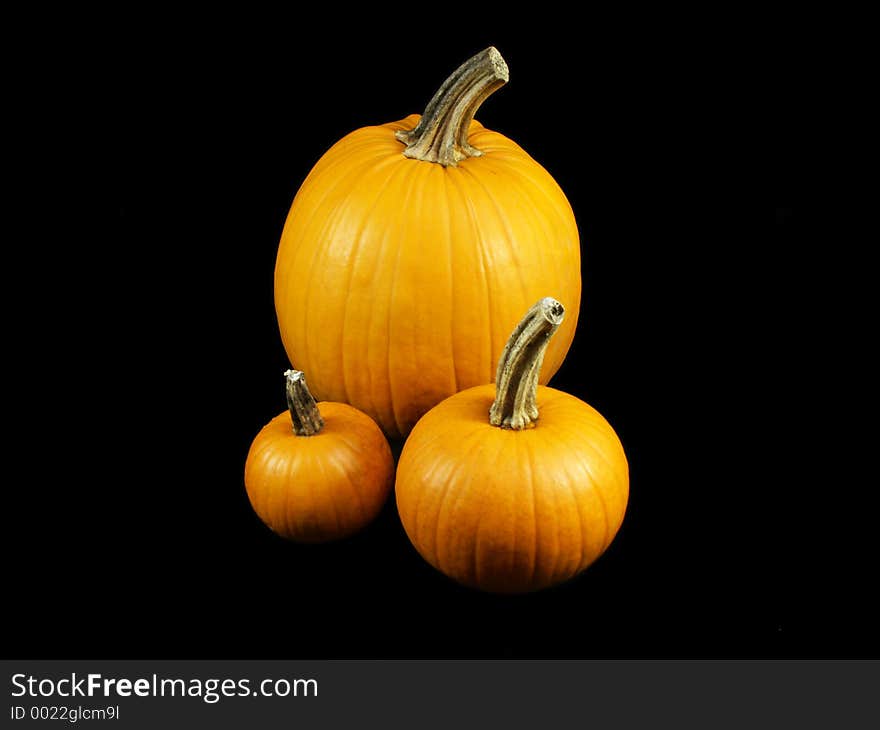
[275,47,581,439]
[396,298,629,593]
[245,370,394,542]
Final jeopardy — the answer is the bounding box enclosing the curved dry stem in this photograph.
[489,298,565,430]
[395,47,509,167]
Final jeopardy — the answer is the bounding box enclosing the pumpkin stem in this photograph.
[489,298,565,430]
[285,369,324,436]
[395,47,509,167]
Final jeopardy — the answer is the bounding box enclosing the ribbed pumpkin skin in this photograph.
[275,115,581,439]
[395,385,628,593]
[245,402,393,542]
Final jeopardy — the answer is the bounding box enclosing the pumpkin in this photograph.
[395,298,628,593]
[275,47,581,439]
[245,369,394,542]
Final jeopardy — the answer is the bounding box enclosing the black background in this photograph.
[5,16,874,658]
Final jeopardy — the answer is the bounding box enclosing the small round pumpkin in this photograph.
[396,298,628,593]
[245,370,394,542]
[275,47,581,439]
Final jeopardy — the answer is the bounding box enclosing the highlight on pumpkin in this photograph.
[244,370,395,543]
[395,297,629,594]
[274,45,581,439]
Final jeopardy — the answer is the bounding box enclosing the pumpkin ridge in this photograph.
[296,132,395,189]
[281,444,299,538]
[536,425,592,575]
[385,157,426,438]
[356,160,422,432]
[551,411,623,470]
[561,444,588,573]
[451,424,504,581]
[470,428,511,587]
[314,441,344,539]
[484,157,565,299]
[304,171,386,398]
[453,169,497,384]
[429,427,486,570]
[467,132,537,163]
[511,163,577,247]
[404,415,458,542]
[439,163,459,394]
[254,447,275,530]
[553,415,627,494]
[359,222,389,432]
[282,134,395,255]
[286,149,391,387]
[327,463,359,530]
[276,447,301,539]
[520,428,538,588]
[247,424,282,462]
[468,426,516,585]
[327,410,385,524]
[541,432,586,578]
[382,114,420,134]
[444,171,492,387]
[406,160,458,414]
[541,438,563,583]
[338,155,411,410]
[326,439,368,529]
[339,445,373,525]
[482,160,578,381]
[422,432,459,568]
[458,162,531,327]
[589,461,613,556]
[253,450,273,532]
[566,431,612,555]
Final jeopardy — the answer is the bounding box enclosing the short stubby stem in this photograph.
[285,369,324,436]
[395,47,509,167]
[489,298,565,430]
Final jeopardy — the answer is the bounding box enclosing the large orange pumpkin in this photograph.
[275,47,581,439]
[396,298,628,593]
